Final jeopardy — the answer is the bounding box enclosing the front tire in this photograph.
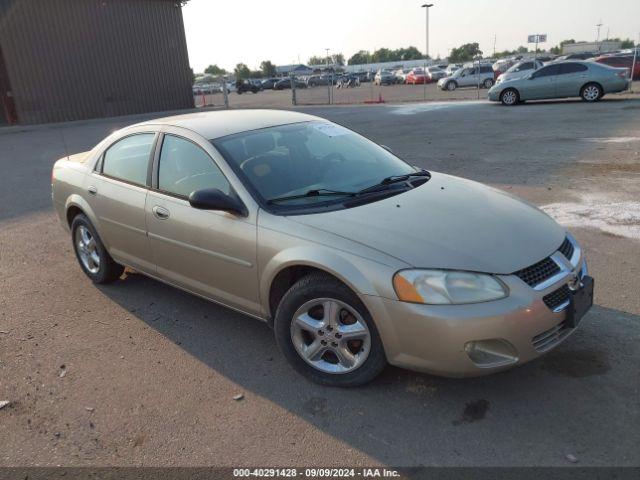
[71,214,124,284]
[446,81,457,91]
[581,83,602,102]
[500,88,519,106]
[274,273,387,387]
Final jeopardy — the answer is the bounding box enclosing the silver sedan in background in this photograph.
[488,61,630,105]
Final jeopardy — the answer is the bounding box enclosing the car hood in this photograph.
[500,71,530,82]
[288,172,564,274]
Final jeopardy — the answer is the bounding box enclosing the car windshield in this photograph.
[212,121,416,208]
[508,62,529,73]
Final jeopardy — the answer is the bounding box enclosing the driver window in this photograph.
[531,65,559,79]
[158,135,230,198]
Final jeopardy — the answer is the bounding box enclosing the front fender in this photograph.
[259,245,394,315]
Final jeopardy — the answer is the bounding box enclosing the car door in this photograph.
[556,62,589,97]
[145,131,261,315]
[459,68,476,87]
[86,131,157,272]
[523,64,560,100]
[480,66,494,83]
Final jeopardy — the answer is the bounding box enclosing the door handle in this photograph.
[88,185,97,195]
[152,205,170,220]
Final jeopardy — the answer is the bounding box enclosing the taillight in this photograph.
[617,70,629,79]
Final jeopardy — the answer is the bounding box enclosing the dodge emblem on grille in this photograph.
[567,272,580,291]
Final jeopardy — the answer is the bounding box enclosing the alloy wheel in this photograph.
[502,90,517,105]
[290,298,371,374]
[583,85,600,101]
[75,225,100,274]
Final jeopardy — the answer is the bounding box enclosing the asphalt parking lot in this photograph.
[1,98,639,467]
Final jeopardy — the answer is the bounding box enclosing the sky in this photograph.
[182,0,640,73]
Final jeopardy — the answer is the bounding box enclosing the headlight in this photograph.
[393,270,508,305]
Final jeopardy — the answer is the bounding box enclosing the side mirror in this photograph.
[189,188,247,216]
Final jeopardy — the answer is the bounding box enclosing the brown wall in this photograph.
[0,0,194,124]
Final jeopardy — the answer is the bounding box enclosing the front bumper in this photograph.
[487,87,501,101]
[361,243,589,377]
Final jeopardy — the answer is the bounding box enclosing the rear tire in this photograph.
[483,78,494,88]
[581,83,602,102]
[500,88,519,106]
[71,214,124,284]
[274,273,387,387]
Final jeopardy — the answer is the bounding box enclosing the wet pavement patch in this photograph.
[452,399,489,425]
[539,349,610,378]
[303,397,328,417]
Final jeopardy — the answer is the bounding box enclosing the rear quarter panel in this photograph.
[52,158,93,230]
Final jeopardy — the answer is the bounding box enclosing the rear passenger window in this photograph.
[102,134,155,186]
[560,63,588,74]
[531,65,560,78]
[158,135,230,198]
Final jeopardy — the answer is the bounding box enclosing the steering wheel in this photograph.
[240,152,289,173]
[321,152,347,165]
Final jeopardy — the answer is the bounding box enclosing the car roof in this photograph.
[133,109,320,139]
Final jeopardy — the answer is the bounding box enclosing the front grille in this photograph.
[532,320,572,352]
[514,257,561,287]
[543,284,571,310]
[558,237,574,261]
[513,237,577,288]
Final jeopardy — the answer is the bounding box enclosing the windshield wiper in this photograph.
[357,170,430,195]
[267,189,356,204]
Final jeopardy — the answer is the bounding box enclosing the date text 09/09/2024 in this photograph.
[233,468,401,478]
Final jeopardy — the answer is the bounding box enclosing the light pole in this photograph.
[421,3,433,100]
[325,48,331,103]
[596,21,603,52]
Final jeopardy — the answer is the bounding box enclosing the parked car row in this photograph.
[193,51,637,97]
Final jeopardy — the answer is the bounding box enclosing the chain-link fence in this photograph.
[292,66,495,106]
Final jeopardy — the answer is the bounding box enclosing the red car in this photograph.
[406,69,429,85]
[594,54,640,80]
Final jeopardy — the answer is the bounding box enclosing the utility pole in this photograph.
[493,34,497,57]
[421,3,433,101]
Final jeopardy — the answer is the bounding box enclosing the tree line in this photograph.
[202,61,278,80]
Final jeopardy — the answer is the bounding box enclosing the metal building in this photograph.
[0,0,194,125]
